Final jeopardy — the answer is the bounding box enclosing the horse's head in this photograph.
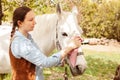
[55,4,87,76]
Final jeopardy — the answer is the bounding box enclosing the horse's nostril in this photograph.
[77,65,86,74]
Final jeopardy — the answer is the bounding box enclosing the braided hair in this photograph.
[11,6,31,38]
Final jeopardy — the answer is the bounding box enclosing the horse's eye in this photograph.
[62,32,68,36]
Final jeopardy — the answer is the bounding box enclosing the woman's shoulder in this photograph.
[10,35,32,57]
[12,32,32,43]
[12,36,27,44]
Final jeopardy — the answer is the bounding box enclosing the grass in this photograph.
[1,49,120,80]
[43,49,120,80]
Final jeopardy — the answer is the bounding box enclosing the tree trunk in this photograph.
[0,0,3,25]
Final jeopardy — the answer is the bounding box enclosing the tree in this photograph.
[0,0,3,25]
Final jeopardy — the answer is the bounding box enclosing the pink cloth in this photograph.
[68,49,78,67]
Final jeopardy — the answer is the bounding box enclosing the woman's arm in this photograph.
[11,37,62,68]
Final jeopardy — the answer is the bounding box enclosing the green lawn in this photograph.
[1,49,120,80]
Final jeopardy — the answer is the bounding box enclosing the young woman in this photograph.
[9,6,81,80]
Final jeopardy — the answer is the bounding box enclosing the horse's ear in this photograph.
[56,3,62,15]
[72,6,78,15]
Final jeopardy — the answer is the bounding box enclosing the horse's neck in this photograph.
[30,14,58,56]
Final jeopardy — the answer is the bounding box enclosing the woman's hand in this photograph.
[61,36,82,59]
[68,36,82,49]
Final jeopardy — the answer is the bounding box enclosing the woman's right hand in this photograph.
[68,36,82,49]
[61,36,82,59]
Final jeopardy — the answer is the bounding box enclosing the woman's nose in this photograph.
[33,19,36,25]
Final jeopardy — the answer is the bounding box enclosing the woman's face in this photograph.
[18,10,36,32]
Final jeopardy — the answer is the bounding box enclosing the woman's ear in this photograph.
[17,20,22,27]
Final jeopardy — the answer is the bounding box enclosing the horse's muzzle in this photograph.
[70,64,87,76]
[67,51,87,76]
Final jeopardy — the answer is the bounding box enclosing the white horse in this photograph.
[0,4,87,75]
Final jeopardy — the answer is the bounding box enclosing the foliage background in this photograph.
[1,0,120,41]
